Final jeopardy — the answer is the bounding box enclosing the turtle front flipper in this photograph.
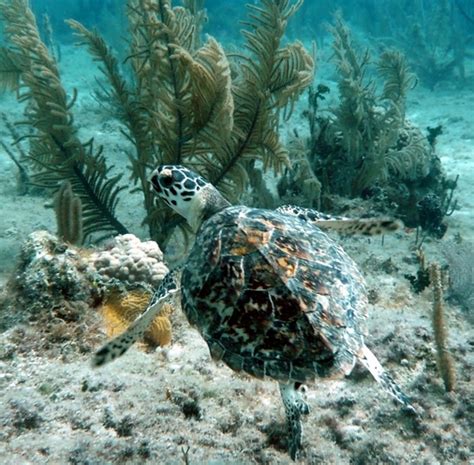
[92,269,182,367]
[279,382,310,460]
[277,205,402,236]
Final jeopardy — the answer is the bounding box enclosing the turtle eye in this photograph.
[161,174,173,188]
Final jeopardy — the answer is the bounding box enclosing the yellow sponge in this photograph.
[100,290,173,347]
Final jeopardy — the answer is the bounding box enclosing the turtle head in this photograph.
[150,165,231,232]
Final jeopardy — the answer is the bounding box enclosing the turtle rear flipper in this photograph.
[92,269,181,367]
[279,382,310,461]
[358,344,416,413]
[277,205,402,236]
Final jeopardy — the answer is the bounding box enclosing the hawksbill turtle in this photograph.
[93,165,415,460]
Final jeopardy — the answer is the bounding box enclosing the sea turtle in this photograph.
[93,165,415,460]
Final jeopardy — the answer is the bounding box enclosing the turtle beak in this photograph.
[149,170,162,194]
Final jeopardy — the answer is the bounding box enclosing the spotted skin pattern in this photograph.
[93,165,415,460]
[150,167,206,207]
[276,205,403,236]
[280,383,310,460]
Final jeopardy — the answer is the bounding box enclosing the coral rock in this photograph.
[11,230,96,313]
[2,232,169,330]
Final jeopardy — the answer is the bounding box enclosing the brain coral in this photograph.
[88,234,168,287]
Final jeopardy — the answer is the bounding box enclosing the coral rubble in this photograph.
[0,231,169,350]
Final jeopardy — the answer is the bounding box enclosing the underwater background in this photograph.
[0,1,473,464]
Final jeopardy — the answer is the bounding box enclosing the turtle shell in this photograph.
[181,206,369,383]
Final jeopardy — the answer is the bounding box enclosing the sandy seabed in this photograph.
[0,45,473,465]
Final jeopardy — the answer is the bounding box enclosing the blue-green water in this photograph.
[0,2,473,464]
